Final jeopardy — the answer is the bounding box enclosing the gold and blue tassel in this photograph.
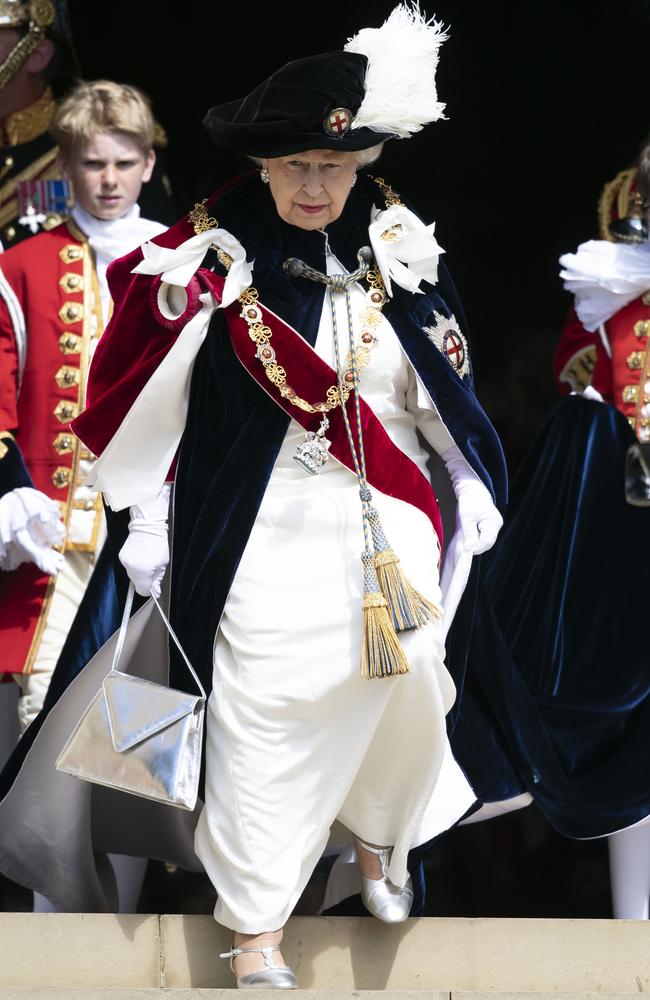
[360,551,409,679]
[367,505,442,632]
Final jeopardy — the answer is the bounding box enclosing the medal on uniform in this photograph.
[17,179,73,234]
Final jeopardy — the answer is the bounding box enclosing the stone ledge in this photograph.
[161,915,650,992]
[0,992,448,999]
[456,995,646,1000]
[0,915,648,992]
[0,991,646,999]
[0,913,161,989]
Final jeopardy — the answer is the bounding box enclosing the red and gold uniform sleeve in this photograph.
[0,266,22,430]
[0,263,33,496]
[554,307,613,402]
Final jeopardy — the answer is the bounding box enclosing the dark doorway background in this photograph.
[62,0,648,918]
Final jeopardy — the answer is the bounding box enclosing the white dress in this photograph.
[194,246,476,932]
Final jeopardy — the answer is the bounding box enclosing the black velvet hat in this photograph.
[203,52,397,157]
[203,5,449,158]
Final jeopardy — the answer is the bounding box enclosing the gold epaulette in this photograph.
[598,166,637,241]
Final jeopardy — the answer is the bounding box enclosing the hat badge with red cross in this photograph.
[323,107,353,137]
[423,311,470,379]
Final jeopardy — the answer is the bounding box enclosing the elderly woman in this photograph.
[0,5,506,989]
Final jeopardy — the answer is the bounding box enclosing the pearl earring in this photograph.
[260,166,270,184]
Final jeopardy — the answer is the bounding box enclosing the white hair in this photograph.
[355,143,384,168]
[249,142,384,170]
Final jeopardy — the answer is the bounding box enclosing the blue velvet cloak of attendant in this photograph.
[0,173,507,908]
[450,395,650,838]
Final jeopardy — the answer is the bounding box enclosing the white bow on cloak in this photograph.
[132,227,254,307]
[368,203,444,296]
[86,229,253,511]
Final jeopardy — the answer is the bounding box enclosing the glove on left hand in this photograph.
[442,445,503,555]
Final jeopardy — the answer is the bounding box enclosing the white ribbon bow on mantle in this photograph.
[87,227,254,511]
[368,204,444,297]
[132,228,253,308]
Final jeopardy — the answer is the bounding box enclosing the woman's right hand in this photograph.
[118,483,171,598]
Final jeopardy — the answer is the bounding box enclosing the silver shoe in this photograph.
[357,839,414,923]
[220,945,298,990]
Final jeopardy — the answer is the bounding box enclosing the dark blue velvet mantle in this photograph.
[451,395,650,838]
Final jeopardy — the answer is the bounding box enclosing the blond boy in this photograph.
[0,80,166,732]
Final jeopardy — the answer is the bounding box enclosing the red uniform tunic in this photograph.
[0,219,104,675]
[555,295,650,441]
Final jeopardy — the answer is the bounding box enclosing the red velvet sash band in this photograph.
[201,271,444,548]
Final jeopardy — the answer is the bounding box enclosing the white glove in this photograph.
[442,445,503,555]
[118,483,171,598]
[0,487,65,575]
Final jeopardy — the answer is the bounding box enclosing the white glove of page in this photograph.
[442,445,503,555]
[118,483,171,598]
[0,487,65,574]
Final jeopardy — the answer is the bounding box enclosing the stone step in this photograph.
[0,915,648,992]
[0,993,645,1000]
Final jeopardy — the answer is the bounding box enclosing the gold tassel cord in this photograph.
[325,273,432,676]
[374,548,443,631]
[367,505,442,632]
[326,282,409,679]
[360,558,410,679]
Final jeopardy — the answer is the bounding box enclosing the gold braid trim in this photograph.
[3,86,55,146]
[598,167,637,242]
[0,6,53,93]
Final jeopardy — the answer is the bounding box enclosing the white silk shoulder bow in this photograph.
[368,203,444,296]
[132,228,253,307]
[87,228,253,512]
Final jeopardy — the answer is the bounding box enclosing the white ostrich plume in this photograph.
[344,3,448,139]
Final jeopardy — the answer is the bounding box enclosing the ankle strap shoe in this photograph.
[220,945,298,990]
[356,838,414,923]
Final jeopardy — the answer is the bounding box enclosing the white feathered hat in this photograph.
[345,3,448,139]
[204,3,448,156]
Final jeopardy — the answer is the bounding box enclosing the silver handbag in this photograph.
[56,583,206,811]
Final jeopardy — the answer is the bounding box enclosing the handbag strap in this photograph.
[111,582,207,701]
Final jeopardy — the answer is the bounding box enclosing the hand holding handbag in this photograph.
[56,582,206,811]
